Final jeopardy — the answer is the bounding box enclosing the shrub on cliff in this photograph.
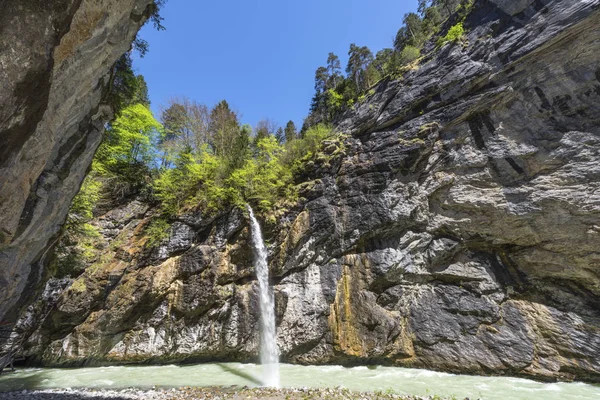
[437,22,465,46]
[399,45,421,64]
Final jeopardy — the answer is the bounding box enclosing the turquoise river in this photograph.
[0,363,599,399]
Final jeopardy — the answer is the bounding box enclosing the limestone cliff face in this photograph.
[17,0,600,383]
[0,0,154,324]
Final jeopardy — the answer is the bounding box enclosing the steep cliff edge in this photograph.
[16,0,600,383]
[0,0,154,324]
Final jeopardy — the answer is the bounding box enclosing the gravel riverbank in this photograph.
[0,387,458,399]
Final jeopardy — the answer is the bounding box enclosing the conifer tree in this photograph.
[208,100,240,157]
[284,120,297,143]
[346,44,374,94]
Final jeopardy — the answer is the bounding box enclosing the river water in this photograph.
[0,363,599,399]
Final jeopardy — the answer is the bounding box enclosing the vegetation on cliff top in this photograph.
[306,0,473,128]
[54,0,476,277]
[54,87,337,275]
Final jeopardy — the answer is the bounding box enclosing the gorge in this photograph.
[1,0,600,398]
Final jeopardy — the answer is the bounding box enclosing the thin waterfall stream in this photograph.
[246,205,280,388]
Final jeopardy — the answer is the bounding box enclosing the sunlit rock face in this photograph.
[0,0,154,324]
[17,0,600,383]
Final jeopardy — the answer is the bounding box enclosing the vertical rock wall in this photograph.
[7,0,600,384]
[0,0,154,323]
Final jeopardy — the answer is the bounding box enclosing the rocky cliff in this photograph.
[15,0,600,383]
[0,0,154,324]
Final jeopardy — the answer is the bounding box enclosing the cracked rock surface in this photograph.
[10,0,600,383]
[0,0,154,324]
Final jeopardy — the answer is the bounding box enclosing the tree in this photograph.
[208,100,240,157]
[399,45,421,64]
[161,102,188,143]
[346,44,374,94]
[284,120,297,143]
[159,101,188,168]
[372,48,394,75]
[227,135,292,212]
[326,52,343,89]
[132,76,150,106]
[422,6,443,35]
[96,103,162,171]
[404,13,427,48]
[434,0,462,18]
[92,103,162,200]
[109,54,150,114]
[315,53,343,94]
[158,97,210,167]
[418,0,431,15]
[225,124,251,174]
[394,12,428,51]
[314,66,329,93]
[275,127,285,144]
[253,119,277,148]
[187,100,210,150]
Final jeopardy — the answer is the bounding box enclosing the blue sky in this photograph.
[134,0,419,130]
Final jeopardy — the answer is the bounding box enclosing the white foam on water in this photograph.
[1,363,599,400]
[247,205,280,388]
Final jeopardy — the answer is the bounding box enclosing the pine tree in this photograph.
[326,52,342,89]
[284,120,297,143]
[208,100,240,157]
[346,44,374,94]
[275,127,285,144]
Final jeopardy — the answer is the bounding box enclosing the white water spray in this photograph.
[246,205,279,388]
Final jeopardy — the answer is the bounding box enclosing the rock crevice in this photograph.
[5,0,600,383]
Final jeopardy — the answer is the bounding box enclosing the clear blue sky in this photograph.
[134,0,418,130]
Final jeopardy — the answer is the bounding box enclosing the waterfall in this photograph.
[246,205,280,388]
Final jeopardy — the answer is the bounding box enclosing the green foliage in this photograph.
[305,0,472,126]
[253,119,276,150]
[326,89,344,116]
[108,54,150,114]
[227,136,294,215]
[284,124,333,175]
[50,176,103,278]
[153,148,216,215]
[372,48,394,76]
[439,22,465,45]
[399,45,421,64]
[209,100,240,157]
[284,120,298,143]
[96,103,162,173]
[395,12,427,50]
[145,218,171,247]
[68,177,102,229]
[226,124,251,174]
[346,43,374,94]
[150,123,335,227]
[92,103,162,201]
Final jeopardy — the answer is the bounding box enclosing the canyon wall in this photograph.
[9,0,600,383]
[0,0,154,323]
